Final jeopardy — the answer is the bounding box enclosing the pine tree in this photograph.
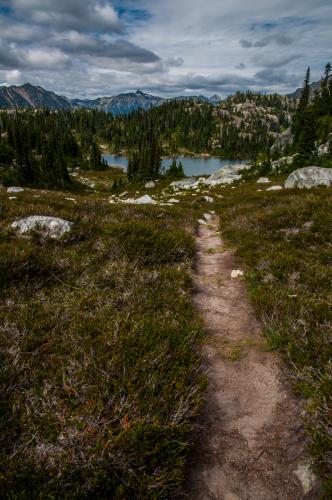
[293,67,311,145]
[295,108,317,166]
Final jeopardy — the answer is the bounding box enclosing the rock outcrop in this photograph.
[7,187,24,193]
[121,195,156,204]
[170,178,197,190]
[145,181,156,189]
[285,166,332,189]
[12,216,73,238]
[257,177,270,184]
[170,165,249,191]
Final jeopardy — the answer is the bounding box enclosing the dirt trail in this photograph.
[186,214,319,500]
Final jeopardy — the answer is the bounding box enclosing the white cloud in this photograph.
[0,0,331,96]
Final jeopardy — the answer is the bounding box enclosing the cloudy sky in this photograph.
[0,0,331,98]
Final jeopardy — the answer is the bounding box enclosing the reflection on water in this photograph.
[102,154,247,177]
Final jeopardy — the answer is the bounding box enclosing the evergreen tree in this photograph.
[293,67,311,144]
[90,142,103,169]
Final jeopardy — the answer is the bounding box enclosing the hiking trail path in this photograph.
[186,213,319,500]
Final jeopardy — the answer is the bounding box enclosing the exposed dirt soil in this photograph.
[186,215,320,500]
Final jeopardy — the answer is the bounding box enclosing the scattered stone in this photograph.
[267,185,283,191]
[65,197,77,202]
[122,195,156,205]
[145,181,156,189]
[204,213,212,221]
[257,177,270,184]
[7,186,24,193]
[204,167,242,186]
[170,178,197,190]
[317,135,331,156]
[231,270,244,278]
[302,221,314,230]
[294,463,316,495]
[12,216,73,239]
[271,155,294,171]
[9,196,17,200]
[198,219,208,225]
[285,166,332,189]
[204,196,214,203]
[168,198,180,203]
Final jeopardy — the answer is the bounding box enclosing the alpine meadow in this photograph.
[0,1,331,498]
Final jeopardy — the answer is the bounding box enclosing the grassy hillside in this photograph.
[0,182,205,498]
[0,169,331,496]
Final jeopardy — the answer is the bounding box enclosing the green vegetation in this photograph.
[164,159,184,179]
[214,179,332,493]
[0,92,296,190]
[127,132,161,181]
[0,183,205,498]
[292,63,332,167]
[1,65,332,496]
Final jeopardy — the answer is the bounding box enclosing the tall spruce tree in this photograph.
[293,67,311,145]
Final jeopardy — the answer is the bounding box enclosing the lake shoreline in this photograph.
[102,154,249,177]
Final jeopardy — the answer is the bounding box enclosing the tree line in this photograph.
[292,63,332,166]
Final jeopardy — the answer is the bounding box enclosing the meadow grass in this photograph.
[0,184,205,498]
[1,170,331,497]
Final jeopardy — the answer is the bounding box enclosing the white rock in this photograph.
[7,186,24,193]
[203,213,212,221]
[119,191,128,197]
[267,185,283,191]
[170,178,198,190]
[232,164,252,172]
[285,166,332,189]
[294,463,316,494]
[231,270,244,278]
[9,196,17,200]
[145,181,156,189]
[12,216,73,239]
[271,155,294,171]
[198,219,208,225]
[204,167,242,186]
[204,196,214,203]
[122,195,156,205]
[317,136,331,156]
[257,177,270,184]
[168,198,180,203]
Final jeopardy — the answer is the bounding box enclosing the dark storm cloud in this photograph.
[51,35,160,63]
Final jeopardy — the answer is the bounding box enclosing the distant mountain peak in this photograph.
[0,82,72,110]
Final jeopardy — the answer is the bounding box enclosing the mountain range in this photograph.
[0,84,221,115]
[0,77,328,115]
